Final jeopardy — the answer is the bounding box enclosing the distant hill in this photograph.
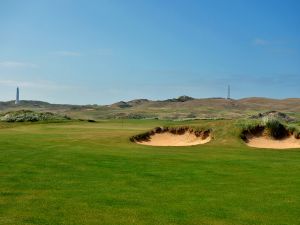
[1,97,300,121]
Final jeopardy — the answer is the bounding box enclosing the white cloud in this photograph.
[52,51,81,56]
[0,61,38,68]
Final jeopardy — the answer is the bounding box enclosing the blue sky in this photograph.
[0,0,299,104]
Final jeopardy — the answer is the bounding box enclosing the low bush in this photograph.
[0,110,71,122]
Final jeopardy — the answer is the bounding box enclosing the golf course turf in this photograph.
[0,120,300,225]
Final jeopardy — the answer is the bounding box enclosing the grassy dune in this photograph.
[0,120,300,225]
[2,98,300,120]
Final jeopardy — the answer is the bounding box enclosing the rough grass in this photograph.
[286,124,300,139]
[236,119,264,141]
[0,120,300,225]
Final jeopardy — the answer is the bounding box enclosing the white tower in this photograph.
[15,87,20,104]
[227,85,230,99]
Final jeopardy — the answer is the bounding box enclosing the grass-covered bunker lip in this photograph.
[240,119,300,149]
[130,126,212,146]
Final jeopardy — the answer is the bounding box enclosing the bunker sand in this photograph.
[137,132,211,146]
[246,135,300,149]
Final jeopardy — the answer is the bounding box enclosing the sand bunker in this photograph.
[241,123,300,149]
[245,135,300,149]
[137,132,211,146]
[131,127,212,146]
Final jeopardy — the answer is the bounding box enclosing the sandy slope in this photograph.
[137,132,211,146]
[246,136,300,149]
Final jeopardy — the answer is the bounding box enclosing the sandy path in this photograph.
[137,132,211,146]
[246,136,300,149]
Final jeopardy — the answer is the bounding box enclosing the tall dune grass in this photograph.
[238,117,300,140]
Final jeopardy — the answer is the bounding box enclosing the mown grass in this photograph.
[0,120,300,225]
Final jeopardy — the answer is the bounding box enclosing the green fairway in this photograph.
[0,120,299,225]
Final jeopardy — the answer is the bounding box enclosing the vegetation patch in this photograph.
[249,111,296,122]
[0,110,71,122]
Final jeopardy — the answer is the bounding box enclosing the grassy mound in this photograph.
[0,110,71,122]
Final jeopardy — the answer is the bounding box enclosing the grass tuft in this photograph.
[264,118,287,139]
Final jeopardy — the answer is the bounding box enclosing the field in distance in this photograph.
[1,119,300,225]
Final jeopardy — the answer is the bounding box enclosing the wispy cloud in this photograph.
[52,49,113,57]
[253,38,270,46]
[0,61,38,68]
[252,38,296,55]
[0,79,73,90]
[97,48,113,56]
[253,38,287,46]
[52,51,81,56]
[211,73,300,88]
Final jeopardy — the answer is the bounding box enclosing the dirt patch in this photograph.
[131,126,212,146]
